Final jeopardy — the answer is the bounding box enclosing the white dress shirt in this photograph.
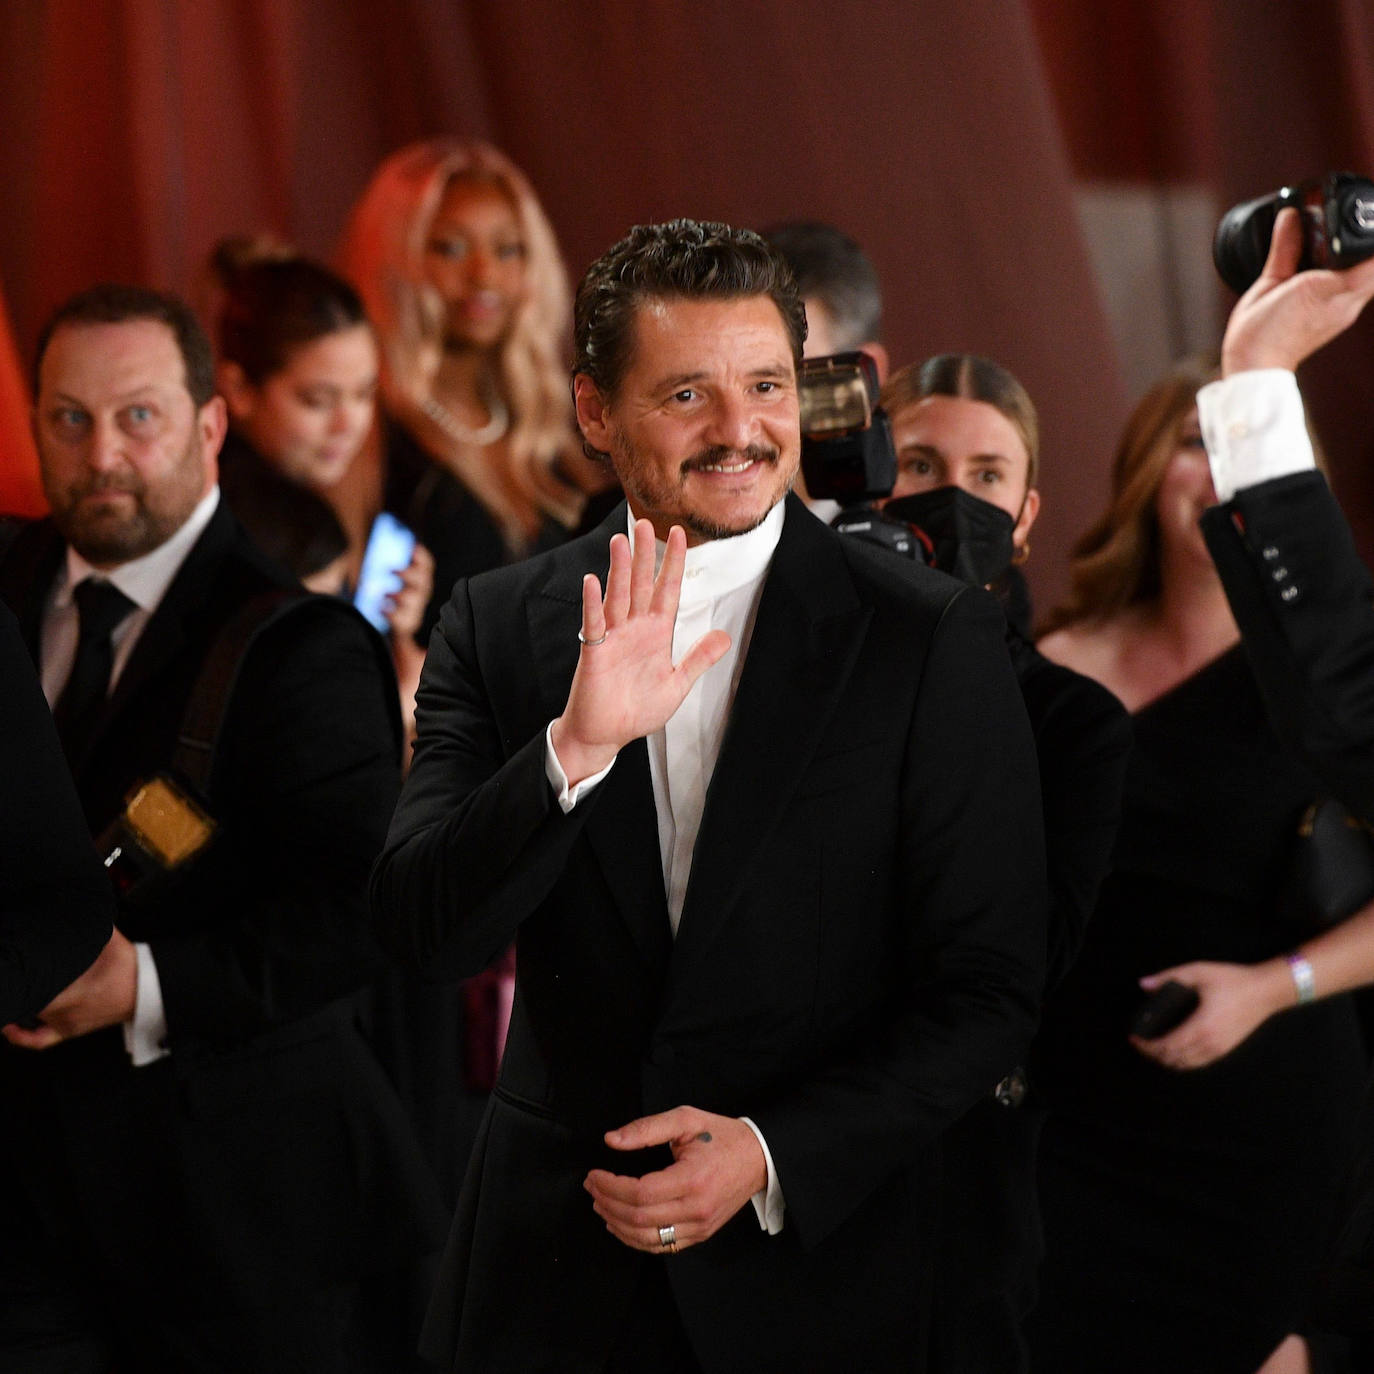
[39,486,221,1066]
[544,500,788,1233]
[1197,369,1314,501]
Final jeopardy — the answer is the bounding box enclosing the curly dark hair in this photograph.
[573,219,807,402]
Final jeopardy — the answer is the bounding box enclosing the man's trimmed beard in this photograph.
[615,438,792,543]
[45,433,207,566]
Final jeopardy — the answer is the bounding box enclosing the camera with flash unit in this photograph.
[796,351,923,560]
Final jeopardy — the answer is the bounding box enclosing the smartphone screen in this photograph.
[354,512,417,633]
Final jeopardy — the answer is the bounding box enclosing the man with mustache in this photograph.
[373,219,1047,1372]
[0,285,444,1371]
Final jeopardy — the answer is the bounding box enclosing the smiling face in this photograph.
[574,295,800,545]
[224,324,378,490]
[887,393,1039,555]
[36,319,223,568]
[422,176,528,350]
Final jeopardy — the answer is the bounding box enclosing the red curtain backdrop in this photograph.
[0,289,42,517]
[3,0,1373,601]
[1029,0,1374,563]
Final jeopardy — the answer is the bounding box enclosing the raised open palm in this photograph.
[550,520,730,785]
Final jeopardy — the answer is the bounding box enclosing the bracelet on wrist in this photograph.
[1286,952,1316,1005]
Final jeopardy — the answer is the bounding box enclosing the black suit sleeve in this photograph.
[372,578,594,979]
[0,600,115,1024]
[148,601,403,1043]
[1017,654,1133,988]
[1202,471,1374,824]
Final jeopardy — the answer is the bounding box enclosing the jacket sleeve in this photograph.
[1203,470,1374,825]
[371,577,599,980]
[148,600,404,1044]
[1034,671,1133,988]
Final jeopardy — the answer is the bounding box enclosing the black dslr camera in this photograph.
[797,352,923,560]
[1213,172,1374,295]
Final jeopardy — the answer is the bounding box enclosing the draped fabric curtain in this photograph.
[0,293,41,518]
[3,0,1372,603]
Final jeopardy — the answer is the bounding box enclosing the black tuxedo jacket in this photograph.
[0,502,444,1320]
[0,598,113,1023]
[1202,471,1374,825]
[373,496,1047,1372]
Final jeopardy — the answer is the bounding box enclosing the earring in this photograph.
[1013,541,1030,565]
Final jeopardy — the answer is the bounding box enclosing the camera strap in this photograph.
[170,589,309,801]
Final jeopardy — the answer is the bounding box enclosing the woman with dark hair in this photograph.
[207,243,433,718]
[338,139,603,637]
[879,355,1132,1373]
[1028,358,1374,1373]
[215,247,378,496]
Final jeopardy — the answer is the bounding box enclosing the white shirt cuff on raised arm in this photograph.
[1197,370,1315,503]
[544,721,616,813]
[122,941,169,1067]
[740,1115,785,1234]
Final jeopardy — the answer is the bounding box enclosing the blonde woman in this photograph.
[339,139,597,636]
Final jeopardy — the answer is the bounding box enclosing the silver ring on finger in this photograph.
[659,1224,678,1252]
[578,629,608,647]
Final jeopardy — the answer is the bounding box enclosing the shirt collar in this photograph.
[626,498,785,607]
[59,486,221,611]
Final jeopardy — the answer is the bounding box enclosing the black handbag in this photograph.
[1284,798,1374,930]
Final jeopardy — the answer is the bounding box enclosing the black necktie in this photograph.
[54,578,136,759]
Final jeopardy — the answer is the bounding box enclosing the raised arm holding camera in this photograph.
[1191,197,1374,1374]
[1201,202,1374,823]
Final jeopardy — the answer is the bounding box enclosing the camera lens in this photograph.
[1213,191,1283,295]
[1343,188,1374,236]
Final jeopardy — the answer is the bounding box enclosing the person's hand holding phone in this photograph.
[385,543,434,645]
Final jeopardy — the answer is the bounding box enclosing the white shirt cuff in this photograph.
[121,941,169,1066]
[544,722,615,812]
[1197,370,1315,503]
[740,1115,785,1234]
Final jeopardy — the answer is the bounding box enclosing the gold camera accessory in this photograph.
[101,774,216,899]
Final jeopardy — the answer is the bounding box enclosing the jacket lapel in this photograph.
[673,497,872,957]
[524,504,672,971]
[0,508,239,778]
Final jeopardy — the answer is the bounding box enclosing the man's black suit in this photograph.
[0,502,445,1368]
[0,598,113,1023]
[372,496,1047,1373]
[1202,470,1374,825]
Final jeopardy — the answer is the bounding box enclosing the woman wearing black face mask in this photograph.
[879,355,1133,1374]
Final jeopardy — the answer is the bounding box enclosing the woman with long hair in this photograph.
[1028,358,1373,1373]
[207,242,432,718]
[879,355,1131,1373]
[338,138,597,636]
